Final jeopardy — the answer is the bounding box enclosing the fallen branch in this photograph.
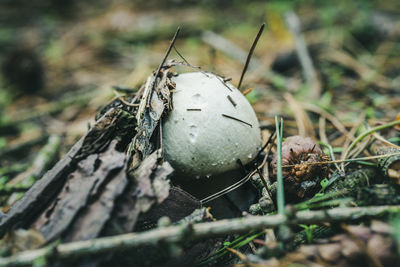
[0,205,399,266]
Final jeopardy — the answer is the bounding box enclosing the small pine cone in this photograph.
[284,221,400,267]
[271,136,329,198]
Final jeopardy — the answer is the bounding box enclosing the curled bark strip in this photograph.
[32,140,126,242]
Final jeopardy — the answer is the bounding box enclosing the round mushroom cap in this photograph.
[162,72,261,178]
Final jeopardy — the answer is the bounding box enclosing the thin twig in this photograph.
[148,27,181,106]
[341,120,400,167]
[282,152,400,168]
[318,141,341,173]
[340,112,365,172]
[372,132,400,150]
[226,248,249,263]
[112,90,139,107]
[284,93,315,138]
[201,147,271,204]
[237,23,265,90]
[256,129,276,158]
[200,169,258,204]
[173,45,191,67]
[201,31,291,89]
[302,103,354,141]
[319,116,328,144]
[1,205,399,266]
[275,116,285,214]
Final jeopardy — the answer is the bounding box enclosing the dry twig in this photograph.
[0,205,398,267]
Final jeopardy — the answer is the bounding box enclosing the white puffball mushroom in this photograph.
[162,72,261,178]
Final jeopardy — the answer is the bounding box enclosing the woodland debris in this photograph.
[0,205,399,267]
[327,167,380,193]
[32,140,126,242]
[264,221,399,267]
[0,58,175,247]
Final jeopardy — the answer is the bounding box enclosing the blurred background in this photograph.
[0,0,399,196]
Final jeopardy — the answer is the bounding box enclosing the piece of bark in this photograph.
[0,108,135,238]
[101,151,174,236]
[64,161,128,242]
[32,140,125,242]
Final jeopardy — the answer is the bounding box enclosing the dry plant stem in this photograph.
[347,136,373,160]
[283,152,400,168]
[372,132,400,150]
[237,23,265,90]
[275,117,285,214]
[318,117,342,173]
[112,90,139,107]
[200,167,260,204]
[319,116,328,144]
[226,248,249,263]
[285,11,321,99]
[136,76,154,122]
[1,205,399,267]
[318,141,341,173]
[201,31,289,87]
[259,131,276,205]
[257,130,276,158]
[201,131,273,204]
[341,120,400,169]
[260,131,276,182]
[148,27,180,106]
[341,112,365,155]
[340,112,365,172]
[322,49,392,90]
[302,103,354,141]
[173,46,197,69]
[284,93,315,138]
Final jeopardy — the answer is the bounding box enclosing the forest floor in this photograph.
[0,0,400,266]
